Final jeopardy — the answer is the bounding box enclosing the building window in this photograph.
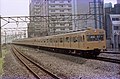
[60,23,65,26]
[61,28,65,30]
[112,18,120,21]
[114,26,120,30]
[60,10,64,12]
[51,5,55,7]
[60,5,64,7]
[68,4,72,7]
[68,0,71,3]
[50,0,55,3]
[51,10,55,12]
[60,0,64,3]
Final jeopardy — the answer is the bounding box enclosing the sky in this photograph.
[0,0,116,16]
[0,0,117,29]
[1,0,29,16]
[0,0,117,17]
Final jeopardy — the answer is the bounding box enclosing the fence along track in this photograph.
[11,45,61,79]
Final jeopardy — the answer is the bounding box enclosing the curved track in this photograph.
[101,51,120,54]
[95,57,120,64]
[11,45,62,79]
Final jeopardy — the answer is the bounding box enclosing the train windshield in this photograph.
[87,35,104,41]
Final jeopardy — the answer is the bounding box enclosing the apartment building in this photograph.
[29,0,48,37]
[48,0,73,35]
[110,14,120,49]
[28,0,73,37]
[117,0,120,3]
[28,0,104,37]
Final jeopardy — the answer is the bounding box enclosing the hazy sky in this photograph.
[1,0,29,16]
[0,0,117,17]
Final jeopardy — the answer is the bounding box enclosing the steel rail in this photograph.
[12,45,62,79]
[96,57,120,64]
[11,46,42,79]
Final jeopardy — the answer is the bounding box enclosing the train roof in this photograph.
[13,28,104,41]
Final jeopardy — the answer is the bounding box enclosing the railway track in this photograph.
[95,57,120,64]
[11,45,62,79]
[50,50,120,64]
[101,51,120,54]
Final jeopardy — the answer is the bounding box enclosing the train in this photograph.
[12,28,106,57]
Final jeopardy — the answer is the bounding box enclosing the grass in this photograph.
[0,58,3,75]
[0,47,8,76]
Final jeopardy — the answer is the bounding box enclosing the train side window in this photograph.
[73,36,78,43]
[99,35,104,41]
[66,37,70,42]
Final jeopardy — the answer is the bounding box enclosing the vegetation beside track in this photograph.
[0,46,8,76]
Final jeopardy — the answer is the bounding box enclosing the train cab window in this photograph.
[87,35,104,41]
[66,37,70,42]
[99,35,104,41]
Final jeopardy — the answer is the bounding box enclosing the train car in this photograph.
[13,28,106,57]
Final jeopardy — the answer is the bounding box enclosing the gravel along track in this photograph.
[12,46,61,79]
[99,53,120,60]
[2,46,35,79]
[16,45,120,79]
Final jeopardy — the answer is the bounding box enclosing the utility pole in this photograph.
[94,0,97,29]
[0,15,2,58]
[4,31,7,44]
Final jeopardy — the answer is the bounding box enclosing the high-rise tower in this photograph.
[75,0,104,29]
[28,0,73,37]
[117,0,120,3]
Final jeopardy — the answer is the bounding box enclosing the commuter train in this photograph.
[13,28,106,57]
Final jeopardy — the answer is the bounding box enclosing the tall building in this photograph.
[109,14,120,49]
[28,0,48,37]
[117,0,120,3]
[104,2,112,8]
[48,0,73,35]
[104,2,120,49]
[104,2,114,40]
[28,0,104,37]
[114,4,120,14]
[75,0,104,29]
[28,0,73,37]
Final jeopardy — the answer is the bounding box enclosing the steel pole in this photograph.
[5,31,6,44]
[0,15,2,58]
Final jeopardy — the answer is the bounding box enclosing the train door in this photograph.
[71,34,79,49]
[55,37,59,48]
[64,35,71,49]
[78,34,85,49]
[78,35,82,49]
[59,36,64,48]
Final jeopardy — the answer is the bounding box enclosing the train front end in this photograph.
[84,29,106,54]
